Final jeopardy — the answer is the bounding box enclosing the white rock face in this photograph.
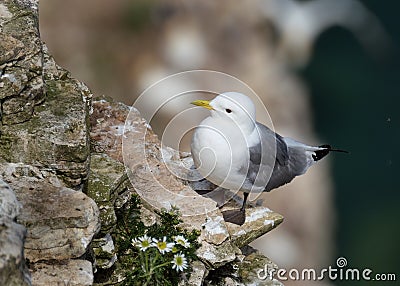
[30,260,93,286]
[0,179,21,219]
[9,177,100,262]
[0,179,31,286]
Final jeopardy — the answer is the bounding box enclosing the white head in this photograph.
[192,92,256,132]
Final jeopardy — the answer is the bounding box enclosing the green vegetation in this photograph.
[114,195,201,286]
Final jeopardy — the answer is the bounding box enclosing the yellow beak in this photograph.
[191,100,214,110]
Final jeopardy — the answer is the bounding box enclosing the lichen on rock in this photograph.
[87,153,125,235]
[0,0,286,285]
[0,0,91,189]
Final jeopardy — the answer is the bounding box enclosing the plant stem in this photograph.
[151,261,171,271]
[144,250,149,273]
[140,254,171,286]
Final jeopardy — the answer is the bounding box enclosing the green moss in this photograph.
[87,154,129,234]
[0,133,14,163]
[87,154,125,202]
[93,245,114,260]
[98,204,117,233]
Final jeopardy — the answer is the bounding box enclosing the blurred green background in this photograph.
[302,1,399,284]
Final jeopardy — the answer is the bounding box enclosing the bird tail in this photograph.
[312,144,349,161]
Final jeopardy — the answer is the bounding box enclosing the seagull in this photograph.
[191,92,347,225]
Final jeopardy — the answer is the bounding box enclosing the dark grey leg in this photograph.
[240,192,249,211]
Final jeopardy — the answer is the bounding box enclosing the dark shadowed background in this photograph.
[302,1,400,283]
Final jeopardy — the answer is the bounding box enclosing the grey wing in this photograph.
[249,124,289,166]
[244,123,309,192]
[265,136,312,191]
[242,124,287,191]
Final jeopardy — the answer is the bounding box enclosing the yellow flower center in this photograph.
[176,256,183,265]
[157,241,167,250]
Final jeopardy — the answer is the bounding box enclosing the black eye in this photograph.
[225,109,232,113]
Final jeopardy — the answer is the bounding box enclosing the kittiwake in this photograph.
[191,92,347,225]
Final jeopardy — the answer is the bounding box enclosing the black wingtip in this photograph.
[312,144,349,161]
[312,144,331,161]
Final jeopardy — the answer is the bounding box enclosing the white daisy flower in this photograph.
[131,238,140,247]
[152,236,175,254]
[136,234,152,251]
[174,235,190,248]
[171,253,188,272]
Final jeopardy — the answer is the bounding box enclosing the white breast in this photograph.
[191,117,251,192]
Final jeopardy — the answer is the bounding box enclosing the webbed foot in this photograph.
[221,209,246,225]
